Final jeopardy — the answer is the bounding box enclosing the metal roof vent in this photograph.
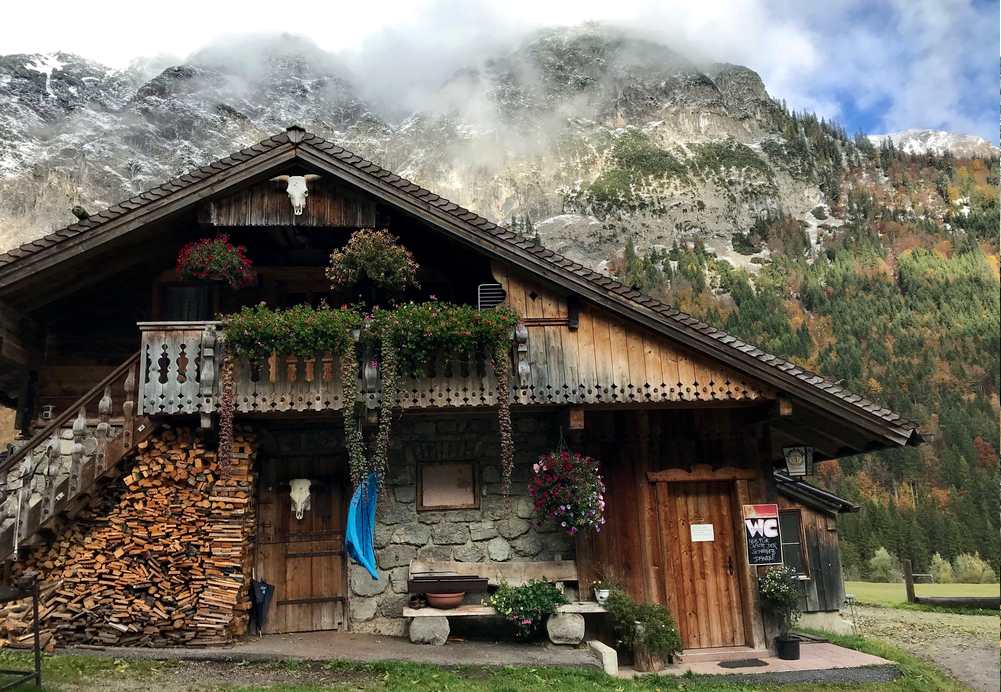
[477,283,506,310]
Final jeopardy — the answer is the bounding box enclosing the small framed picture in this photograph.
[418,461,479,511]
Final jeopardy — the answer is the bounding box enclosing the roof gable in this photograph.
[0,126,920,450]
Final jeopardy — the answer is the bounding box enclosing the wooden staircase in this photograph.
[0,353,155,562]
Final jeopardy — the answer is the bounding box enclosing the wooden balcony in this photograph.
[138,322,506,416]
[138,315,771,417]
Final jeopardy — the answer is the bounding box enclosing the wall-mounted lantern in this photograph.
[782,446,814,477]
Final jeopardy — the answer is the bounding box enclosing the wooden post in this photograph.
[903,559,915,603]
[123,361,137,448]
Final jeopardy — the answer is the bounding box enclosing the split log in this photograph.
[0,427,256,648]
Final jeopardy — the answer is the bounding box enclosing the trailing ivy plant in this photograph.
[217,354,236,473]
[339,340,367,488]
[492,342,514,497]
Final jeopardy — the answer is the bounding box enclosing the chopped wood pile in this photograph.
[0,426,256,649]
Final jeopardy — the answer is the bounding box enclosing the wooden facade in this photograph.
[574,409,774,650]
[0,127,918,654]
[776,478,855,614]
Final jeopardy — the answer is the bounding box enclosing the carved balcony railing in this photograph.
[0,353,152,561]
[138,322,509,416]
[138,318,770,416]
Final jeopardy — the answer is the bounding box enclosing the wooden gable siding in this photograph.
[494,264,773,406]
[776,496,846,613]
[199,179,377,227]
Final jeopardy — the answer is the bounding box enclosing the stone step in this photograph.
[675,646,771,664]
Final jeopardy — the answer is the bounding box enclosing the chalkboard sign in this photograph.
[743,504,783,566]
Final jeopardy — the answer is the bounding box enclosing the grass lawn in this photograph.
[846,581,1000,608]
[0,634,970,692]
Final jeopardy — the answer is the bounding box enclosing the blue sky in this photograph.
[1,0,998,141]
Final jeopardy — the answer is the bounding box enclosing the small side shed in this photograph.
[774,471,858,631]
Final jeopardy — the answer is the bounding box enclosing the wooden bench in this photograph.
[403,559,606,645]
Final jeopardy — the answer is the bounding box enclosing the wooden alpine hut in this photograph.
[0,127,920,657]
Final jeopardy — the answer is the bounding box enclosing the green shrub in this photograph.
[222,302,362,361]
[605,587,682,659]
[757,566,802,636]
[952,552,998,584]
[867,547,902,583]
[929,553,954,584]
[486,581,567,640]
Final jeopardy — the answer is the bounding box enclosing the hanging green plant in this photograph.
[223,303,362,362]
[217,354,236,473]
[326,229,420,293]
[339,338,368,488]
[493,341,514,497]
[371,335,399,486]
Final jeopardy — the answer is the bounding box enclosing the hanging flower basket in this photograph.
[529,451,606,536]
[326,228,420,294]
[176,234,254,289]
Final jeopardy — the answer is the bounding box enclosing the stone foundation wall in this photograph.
[349,412,572,635]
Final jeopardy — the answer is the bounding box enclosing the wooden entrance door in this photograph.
[653,480,746,649]
[256,474,347,633]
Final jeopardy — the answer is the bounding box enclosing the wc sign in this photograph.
[743,504,783,566]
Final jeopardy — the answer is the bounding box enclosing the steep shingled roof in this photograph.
[0,127,921,449]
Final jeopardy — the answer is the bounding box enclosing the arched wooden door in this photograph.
[652,479,747,649]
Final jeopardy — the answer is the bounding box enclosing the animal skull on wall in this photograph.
[270,174,321,215]
[289,478,312,520]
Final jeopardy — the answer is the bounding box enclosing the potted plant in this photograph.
[592,579,611,606]
[758,566,803,660]
[326,228,420,305]
[606,587,682,672]
[176,234,254,289]
[486,580,567,641]
[528,450,606,537]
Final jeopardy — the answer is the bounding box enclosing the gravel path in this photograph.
[854,605,998,692]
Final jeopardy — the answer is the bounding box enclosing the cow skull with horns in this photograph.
[270,174,321,215]
[289,478,312,520]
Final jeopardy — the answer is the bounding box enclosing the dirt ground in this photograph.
[853,605,999,692]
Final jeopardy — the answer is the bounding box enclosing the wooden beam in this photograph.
[646,464,758,483]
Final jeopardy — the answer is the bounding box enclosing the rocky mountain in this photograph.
[868,129,998,158]
[0,26,856,268]
[0,25,998,581]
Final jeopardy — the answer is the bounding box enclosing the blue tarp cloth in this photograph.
[346,472,379,579]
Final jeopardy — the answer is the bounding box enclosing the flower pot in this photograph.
[593,588,610,605]
[633,645,666,672]
[426,592,465,609]
[776,636,800,660]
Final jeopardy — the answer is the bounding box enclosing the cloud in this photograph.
[1,0,996,141]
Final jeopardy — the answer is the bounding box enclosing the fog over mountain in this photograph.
[0,26,993,269]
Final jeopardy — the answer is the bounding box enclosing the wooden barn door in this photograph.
[256,473,348,634]
[653,480,746,649]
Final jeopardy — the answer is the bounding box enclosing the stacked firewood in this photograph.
[0,426,256,649]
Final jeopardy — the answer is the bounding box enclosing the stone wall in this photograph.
[349,412,572,635]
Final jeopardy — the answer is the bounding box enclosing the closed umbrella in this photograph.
[249,578,274,636]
